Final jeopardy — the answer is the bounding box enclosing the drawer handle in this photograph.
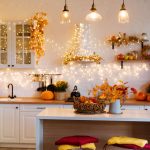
[36,107,46,110]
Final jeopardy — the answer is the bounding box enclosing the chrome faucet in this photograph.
[8,83,16,99]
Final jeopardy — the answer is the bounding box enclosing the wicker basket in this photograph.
[73,100,106,114]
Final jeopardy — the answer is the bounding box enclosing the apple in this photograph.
[89,97,97,103]
[117,54,125,60]
[136,92,147,101]
[125,55,129,60]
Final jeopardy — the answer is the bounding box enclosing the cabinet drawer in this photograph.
[63,105,73,109]
[20,104,63,112]
[144,106,150,110]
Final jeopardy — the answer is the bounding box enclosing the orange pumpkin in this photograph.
[147,94,150,102]
[136,92,147,101]
[41,91,54,100]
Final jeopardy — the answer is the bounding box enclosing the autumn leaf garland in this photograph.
[29,12,48,64]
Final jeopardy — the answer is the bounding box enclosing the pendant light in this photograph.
[60,0,71,24]
[118,0,129,23]
[85,0,102,22]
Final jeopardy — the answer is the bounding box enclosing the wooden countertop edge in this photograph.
[0,98,149,105]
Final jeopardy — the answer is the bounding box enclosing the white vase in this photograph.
[109,99,122,114]
[54,92,67,101]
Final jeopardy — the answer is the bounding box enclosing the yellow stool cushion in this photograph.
[107,136,148,148]
[58,143,96,150]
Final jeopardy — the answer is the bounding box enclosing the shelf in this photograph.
[117,59,150,69]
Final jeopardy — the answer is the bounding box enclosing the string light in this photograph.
[64,23,102,64]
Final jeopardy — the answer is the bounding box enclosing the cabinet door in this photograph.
[20,111,39,144]
[20,104,63,144]
[0,104,19,143]
[0,23,11,68]
[12,22,35,68]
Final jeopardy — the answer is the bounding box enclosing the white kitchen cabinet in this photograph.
[0,21,35,69]
[0,104,19,143]
[12,22,35,68]
[63,105,73,109]
[20,111,38,143]
[20,104,63,144]
[0,23,11,68]
[144,106,150,110]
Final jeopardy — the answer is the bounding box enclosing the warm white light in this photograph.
[60,11,71,24]
[118,9,129,23]
[86,11,102,22]
[60,0,71,24]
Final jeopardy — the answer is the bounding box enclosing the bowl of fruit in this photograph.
[73,96,106,114]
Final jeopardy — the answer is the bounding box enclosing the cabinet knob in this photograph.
[16,107,19,109]
[8,65,10,67]
[36,107,46,110]
[12,65,14,67]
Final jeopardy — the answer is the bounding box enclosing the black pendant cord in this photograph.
[91,0,96,11]
[121,0,126,10]
[64,0,69,11]
[93,0,95,5]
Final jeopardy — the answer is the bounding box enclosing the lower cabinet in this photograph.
[0,104,64,146]
[20,111,39,144]
[19,104,64,144]
[0,104,19,143]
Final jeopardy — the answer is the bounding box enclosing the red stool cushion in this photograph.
[114,144,150,149]
[55,135,99,146]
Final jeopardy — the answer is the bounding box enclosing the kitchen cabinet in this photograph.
[63,105,73,109]
[20,111,38,143]
[0,23,11,68]
[144,106,150,110]
[19,104,63,144]
[0,21,35,69]
[0,104,19,143]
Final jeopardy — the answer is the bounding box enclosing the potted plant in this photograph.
[54,81,68,101]
[92,80,135,114]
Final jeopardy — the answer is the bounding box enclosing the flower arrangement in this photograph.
[55,81,68,92]
[106,33,141,48]
[92,80,135,103]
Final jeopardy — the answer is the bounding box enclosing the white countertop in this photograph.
[37,108,150,122]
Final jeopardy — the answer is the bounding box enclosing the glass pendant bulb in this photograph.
[60,0,71,24]
[85,0,102,22]
[118,0,129,23]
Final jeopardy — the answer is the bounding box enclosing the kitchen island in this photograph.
[36,108,150,150]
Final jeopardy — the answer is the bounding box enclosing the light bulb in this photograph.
[118,0,129,24]
[60,0,71,24]
[118,9,129,23]
[86,11,102,22]
[60,10,71,24]
[85,0,102,22]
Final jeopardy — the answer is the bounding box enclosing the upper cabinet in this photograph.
[0,21,35,69]
[0,23,11,68]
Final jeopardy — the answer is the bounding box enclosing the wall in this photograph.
[0,0,149,97]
